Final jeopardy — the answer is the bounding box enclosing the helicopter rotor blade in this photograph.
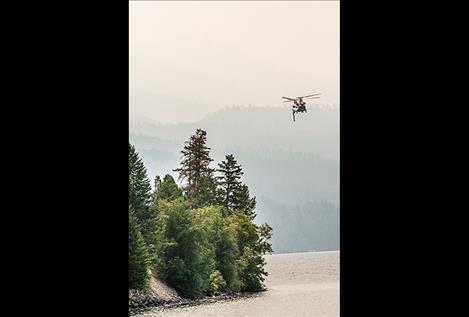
[282,96,296,101]
[301,93,321,98]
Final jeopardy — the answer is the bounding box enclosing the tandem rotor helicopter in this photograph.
[282,93,321,122]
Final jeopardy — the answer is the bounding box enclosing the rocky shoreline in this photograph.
[129,288,179,309]
[129,290,243,310]
[129,276,269,314]
[129,277,261,311]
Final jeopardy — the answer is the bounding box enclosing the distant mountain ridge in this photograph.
[130,105,339,161]
[129,105,339,253]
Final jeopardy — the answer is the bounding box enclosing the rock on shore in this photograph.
[129,277,184,309]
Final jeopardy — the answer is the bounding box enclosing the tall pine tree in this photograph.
[217,154,256,218]
[217,154,244,210]
[174,129,216,208]
[129,143,156,254]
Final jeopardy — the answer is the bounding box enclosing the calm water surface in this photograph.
[132,251,339,317]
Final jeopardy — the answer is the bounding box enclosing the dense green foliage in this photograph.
[153,199,211,298]
[129,206,151,290]
[129,130,272,298]
[228,213,272,291]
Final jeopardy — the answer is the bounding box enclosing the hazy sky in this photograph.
[130,1,339,123]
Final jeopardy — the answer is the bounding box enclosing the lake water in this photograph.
[133,251,339,317]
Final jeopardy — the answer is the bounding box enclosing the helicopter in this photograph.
[282,93,321,121]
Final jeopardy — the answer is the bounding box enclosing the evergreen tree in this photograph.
[129,143,156,255]
[195,174,218,208]
[129,143,152,214]
[217,154,244,210]
[153,174,183,202]
[217,154,256,218]
[174,129,216,208]
[129,143,151,232]
[232,184,257,219]
[129,206,151,290]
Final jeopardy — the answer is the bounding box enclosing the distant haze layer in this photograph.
[130,1,339,123]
